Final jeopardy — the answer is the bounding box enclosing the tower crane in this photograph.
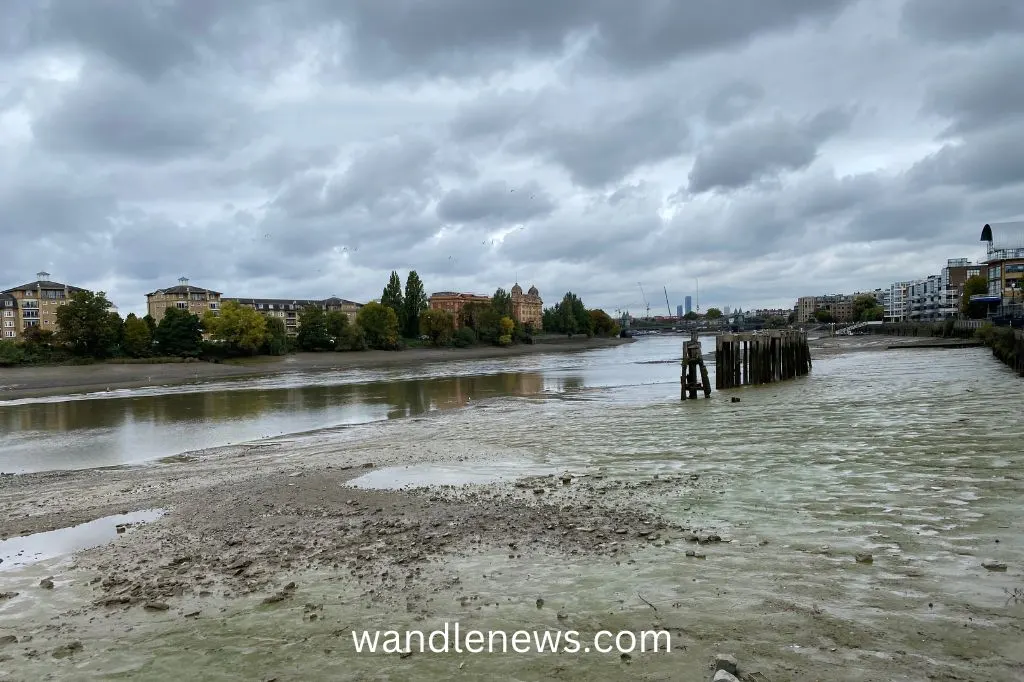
[664,286,672,317]
[637,283,650,319]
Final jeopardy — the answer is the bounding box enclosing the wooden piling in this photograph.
[713,330,811,391]
[681,332,712,399]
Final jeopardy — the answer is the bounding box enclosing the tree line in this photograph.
[0,274,620,366]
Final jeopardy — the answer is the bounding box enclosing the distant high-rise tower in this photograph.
[684,296,692,314]
[676,304,683,318]
[723,306,731,316]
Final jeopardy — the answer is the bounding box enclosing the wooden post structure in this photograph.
[681,331,712,399]
[715,330,811,390]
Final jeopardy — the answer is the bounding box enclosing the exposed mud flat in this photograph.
[0,420,736,680]
[1,344,1023,681]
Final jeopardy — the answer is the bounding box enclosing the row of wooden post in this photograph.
[715,330,811,390]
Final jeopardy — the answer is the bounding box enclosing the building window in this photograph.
[176,301,189,309]
[2,311,11,317]
[3,331,14,337]
[209,303,219,310]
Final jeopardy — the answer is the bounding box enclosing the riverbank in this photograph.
[806,333,988,358]
[0,336,632,400]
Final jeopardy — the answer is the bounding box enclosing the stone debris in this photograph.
[855,553,873,564]
[714,653,738,675]
[709,653,769,682]
[981,560,1007,571]
[51,641,83,659]
[39,578,54,589]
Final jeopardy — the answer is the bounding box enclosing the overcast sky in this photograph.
[2,0,1019,318]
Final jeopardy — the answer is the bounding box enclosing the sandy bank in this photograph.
[0,336,632,400]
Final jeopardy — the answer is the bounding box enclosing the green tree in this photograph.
[683,310,699,321]
[813,309,834,323]
[491,288,513,318]
[853,294,883,322]
[453,326,477,347]
[589,309,618,336]
[0,341,27,367]
[337,323,368,351]
[961,275,989,319]
[542,306,559,332]
[357,301,401,350]
[402,271,428,338]
[419,308,455,346]
[705,307,723,320]
[381,271,406,333]
[459,301,489,332]
[498,315,515,346]
[55,290,122,358]
[569,294,591,336]
[296,306,332,351]
[143,314,157,337]
[203,300,267,355]
[122,313,153,358]
[326,310,349,341]
[262,316,289,355]
[154,308,203,357]
[475,306,503,343]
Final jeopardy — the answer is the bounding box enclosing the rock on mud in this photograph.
[981,560,1007,571]
[714,654,738,675]
[51,641,83,659]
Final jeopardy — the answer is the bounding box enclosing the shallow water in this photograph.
[0,337,715,474]
[0,509,164,571]
[1,338,1023,680]
[348,461,558,490]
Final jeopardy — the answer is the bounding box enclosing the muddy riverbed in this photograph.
[1,337,1022,681]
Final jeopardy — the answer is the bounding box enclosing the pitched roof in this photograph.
[222,297,364,309]
[146,285,222,296]
[2,279,85,294]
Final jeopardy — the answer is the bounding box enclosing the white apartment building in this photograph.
[883,281,910,322]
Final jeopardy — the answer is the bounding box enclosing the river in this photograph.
[1,336,1022,680]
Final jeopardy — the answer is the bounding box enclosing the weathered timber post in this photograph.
[682,331,712,399]
[715,329,811,391]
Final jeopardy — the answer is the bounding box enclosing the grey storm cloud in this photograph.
[516,95,692,187]
[687,108,854,194]
[436,181,555,224]
[1,0,1023,315]
[32,67,241,160]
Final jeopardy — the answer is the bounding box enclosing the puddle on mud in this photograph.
[0,509,164,571]
[347,462,554,490]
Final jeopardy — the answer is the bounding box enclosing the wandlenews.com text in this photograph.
[351,622,672,655]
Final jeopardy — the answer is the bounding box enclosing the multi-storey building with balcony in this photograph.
[222,296,364,335]
[977,222,1024,317]
[145,278,222,323]
[940,258,987,318]
[1,272,88,340]
[905,275,945,321]
[883,281,910,322]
